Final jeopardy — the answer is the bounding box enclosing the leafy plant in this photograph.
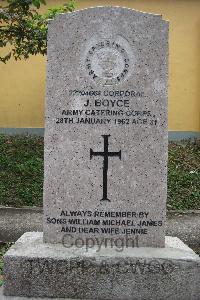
[0,0,76,63]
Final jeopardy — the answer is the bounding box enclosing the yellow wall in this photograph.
[0,0,200,132]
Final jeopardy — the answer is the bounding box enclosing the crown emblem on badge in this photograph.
[97,51,117,78]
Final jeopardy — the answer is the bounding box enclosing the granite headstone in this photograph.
[43,6,168,247]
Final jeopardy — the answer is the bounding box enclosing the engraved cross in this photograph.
[90,135,121,201]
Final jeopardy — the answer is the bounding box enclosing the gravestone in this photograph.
[43,6,168,248]
[3,7,200,300]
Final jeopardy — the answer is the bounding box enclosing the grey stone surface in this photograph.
[3,232,200,299]
[43,6,169,247]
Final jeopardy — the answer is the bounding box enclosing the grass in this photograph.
[168,140,200,210]
[0,243,13,287]
[0,135,43,207]
[0,134,199,210]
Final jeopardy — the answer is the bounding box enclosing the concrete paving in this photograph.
[0,206,42,243]
[166,210,200,252]
[0,206,199,252]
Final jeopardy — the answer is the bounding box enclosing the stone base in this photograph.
[3,232,200,300]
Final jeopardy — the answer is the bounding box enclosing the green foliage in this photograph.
[0,0,76,63]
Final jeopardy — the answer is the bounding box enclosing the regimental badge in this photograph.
[85,40,130,86]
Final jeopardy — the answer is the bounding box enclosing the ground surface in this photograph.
[0,135,199,209]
